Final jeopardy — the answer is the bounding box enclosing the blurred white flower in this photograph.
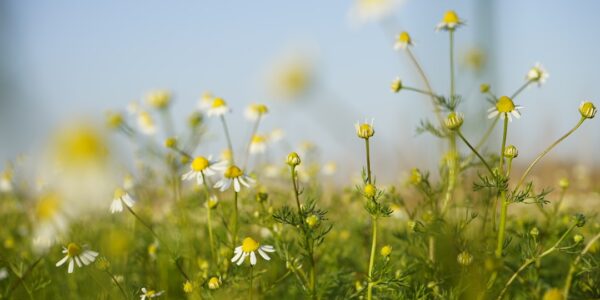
[140,287,164,299]
[206,98,230,117]
[137,111,157,135]
[214,165,255,192]
[0,268,8,281]
[249,134,268,155]
[526,63,549,86]
[110,188,135,214]
[245,103,269,121]
[348,0,403,25]
[322,161,338,176]
[55,243,99,274]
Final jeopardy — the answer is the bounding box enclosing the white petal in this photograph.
[236,253,247,265]
[181,170,194,181]
[258,249,271,260]
[231,250,243,263]
[56,255,69,267]
[74,256,82,267]
[122,194,135,207]
[196,173,204,185]
[111,199,123,213]
[261,245,275,252]
[487,110,499,119]
[250,251,257,265]
[68,259,74,273]
[234,179,241,192]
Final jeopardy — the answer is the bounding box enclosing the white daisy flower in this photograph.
[32,193,68,253]
[214,165,255,192]
[526,63,549,86]
[322,161,338,176]
[110,188,135,214]
[55,243,99,274]
[181,156,227,186]
[348,0,402,25]
[146,90,171,110]
[249,134,268,155]
[140,287,164,300]
[137,111,156,135]
[206,97,230,117]
[244,103,269,121]
[487,96,523,122]
[197,91,214,110]
[393,31,413,50]
[231,237,275,266]
[269,128,285,143]
[436,10,464,31]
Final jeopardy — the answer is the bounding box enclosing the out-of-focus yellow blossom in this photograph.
[146,90,171,110]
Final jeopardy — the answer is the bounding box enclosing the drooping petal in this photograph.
[56,255,69,267]
[233,179,241,192]
[122,194,135,207]
[250,251,257,265]
[261,245,276,252]
[68,259,75,273]
[258,248,271,260]
[231,249,243,263]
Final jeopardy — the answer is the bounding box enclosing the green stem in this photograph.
[365,139,372,184]
[462,115,499,168]
[249,266,254,300]
[499,117,509,173]
[510,80,532,99]
[449,30,455,101]
[513,117,585,193]
[497,224,577,299]
[366,216,378,300]
[495,117,509,258]
[5,256,43,299]
[202,178,217,263]
[442,133,457,215]
[233,191,239,247]
[403,86,441,98]
[106,270,129,299]
[219,115,235,165]
[457,130,494,176]
[563,232,600,299]
[405,48,444,126]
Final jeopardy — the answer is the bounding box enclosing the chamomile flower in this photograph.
[206,97,230,117]
[526,63,549,86]
[436,10,464,31]
[198,92,214,110]
[182,156,227,185]
[0,268,7,281]
[214,165,255,192]
[394,31,413,50]
[231,237,275,266]
[140,287,164,300]
[322,161,338,176]
[146,90,171,110]
[269,128,285,143]
[33,192,68,252]
[249,134,268,154]
[355,119,375,139]
[487,96,523,122]
[245,103,269,121]
[207,276,221,289]
[348,0,402,25]
[137,111,157,135]
[55,243,99,274]
[110,188,135,214]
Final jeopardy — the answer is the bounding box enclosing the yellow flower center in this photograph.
[224,165,243,179]
[145,290,156,297]
[443,10,460,24]
[191,156,210,172]
[251,104,269,115]
[183,281,193,293]
[67,243,81,257]
[241,237,260,252]
[496,96,515,113]
[364,184,377,198]
[36,194,60,220]
[397,31,411,44]
[208,277,220,289]
[251,135,267,144]
[211,98,227,108]
[114,188,126,199]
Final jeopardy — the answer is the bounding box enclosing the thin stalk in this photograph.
[513,117,586,192]
[441,133,457,215]
[405,48,444,125]
[495,117,509,258]
[249,266,254,300]
[497,224,577,299]
[510,80,532,99]
[233,191,239,247]
[403,86,441,98]
[106,270,128,299]
[202,178,217,263]
[449,30,455,101]
[462,115,500,168]
[219,115,235,165]
[5,256,43,299]
[366,217,378,300]
[365,139,372,184]
[457,130,494,176]
[563,232,600,299]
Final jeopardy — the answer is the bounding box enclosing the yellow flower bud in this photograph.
[444,112,464,130]
[391,78,403,93]
[286,152,301,167]
[380,245,392,257]
[503,145,518,159]
[579,101,597,119]
[364,184,377,198]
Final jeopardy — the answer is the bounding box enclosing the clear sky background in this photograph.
[2,0,599,180]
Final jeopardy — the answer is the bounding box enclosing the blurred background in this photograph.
[1,0,599,182]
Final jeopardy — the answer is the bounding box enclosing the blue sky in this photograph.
[2,0,600,178]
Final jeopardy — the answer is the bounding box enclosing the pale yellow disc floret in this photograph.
[496,96,516,113]
[224,165,243,179]
[67,243,82,257]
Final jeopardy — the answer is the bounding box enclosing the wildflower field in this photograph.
[2,6,600,300]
